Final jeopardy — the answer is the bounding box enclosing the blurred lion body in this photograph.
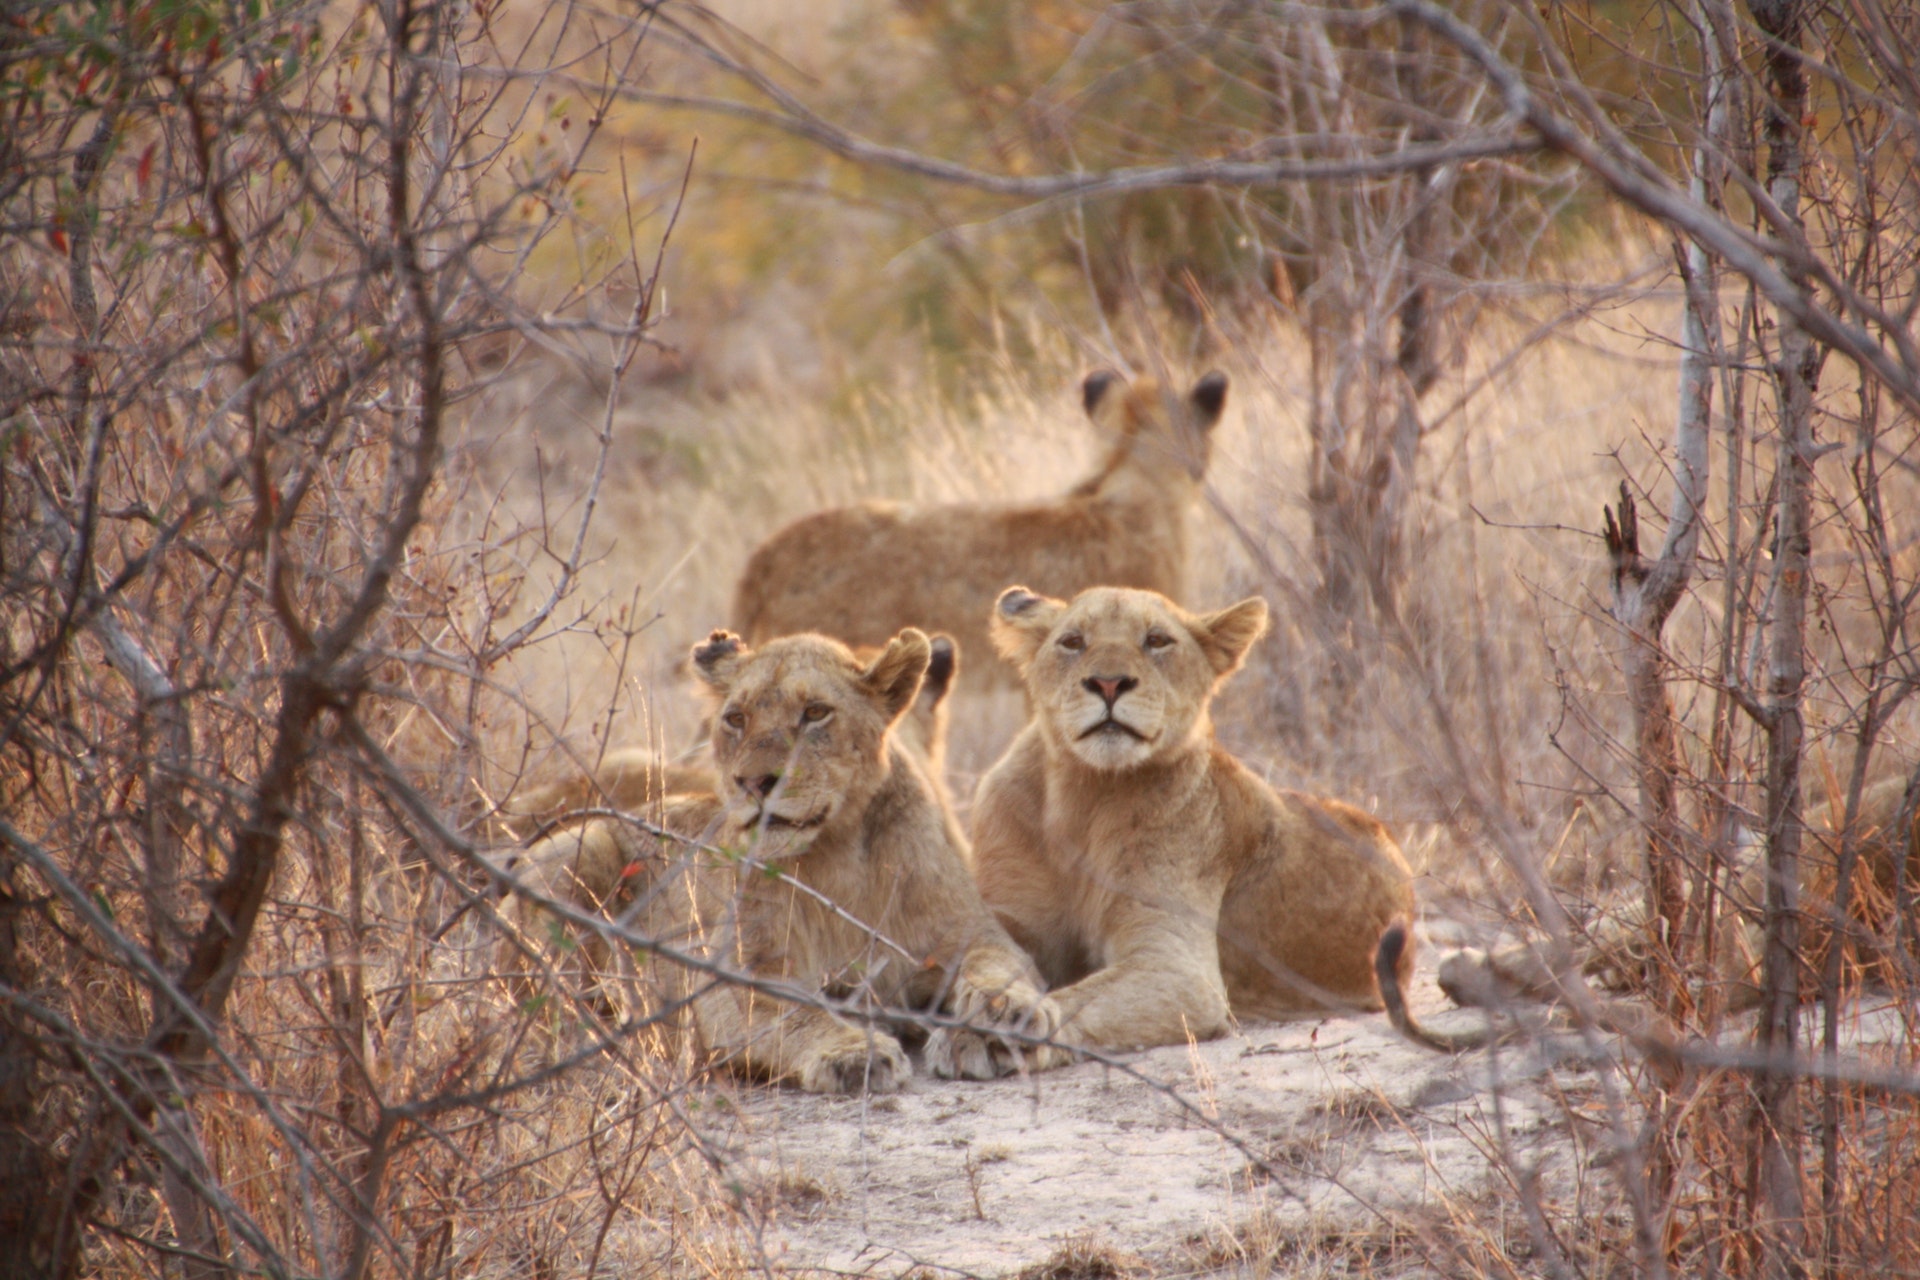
[500,628,1055,1093]
[729,372,1228,687]
[970,585,1433,1054]
[1441,774,1920,1014]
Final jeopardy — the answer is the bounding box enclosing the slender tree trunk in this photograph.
[1601,11,1722,1002]
[0,865,65,1280]
[1602,6,1726,1226]
[1604,483,1695,1002]
[1749,1,1815,1273]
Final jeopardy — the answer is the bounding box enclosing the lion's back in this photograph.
[730,501,914,647]
[730,496,1179,680]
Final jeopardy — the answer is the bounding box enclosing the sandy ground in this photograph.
[682,946,1593,1277]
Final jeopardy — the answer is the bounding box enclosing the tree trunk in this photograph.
[1301,14,1444,624]
[1602,4,1726,1219]
[0,866,68,1280]
[1749,0,1815,1273]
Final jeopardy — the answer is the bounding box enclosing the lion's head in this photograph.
[691,627,931,857]
[1077,369,1228,491]
[991,585,1268,770]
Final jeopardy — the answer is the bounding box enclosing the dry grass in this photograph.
[1016,1235,1152,1280]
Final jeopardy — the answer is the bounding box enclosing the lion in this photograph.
[500,635,959,836]
[1439,772,1920,1016]
[729,371,1228,688]
[497,627,1058,1093]
[969,583,1469,1055]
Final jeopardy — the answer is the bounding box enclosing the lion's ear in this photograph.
[1191,597,1268,677]
[991,586,1066,670]
[1189,371,1228,431]
[860,628,932,723]
[690,630,747,693]
[922,634,959,707]
[1082,369,1123,417]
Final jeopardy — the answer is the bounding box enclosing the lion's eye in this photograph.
[801,703,833,725]
[722,709,747,731]
[1057,633,1085,653]
[1144,632,1175,651]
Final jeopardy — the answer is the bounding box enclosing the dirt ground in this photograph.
[683,936,1592,1277]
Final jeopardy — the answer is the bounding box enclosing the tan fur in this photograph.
[1441,774,1920,1014]
[501,748,714,840]
[970,585,1422,1054]
[500,636,960,836]
[730,372,1228,686]
[500,629,1055,1093]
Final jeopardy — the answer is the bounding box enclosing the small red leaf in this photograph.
[619,861,645,879]
[48,228,68,254]
[136,142,156,193]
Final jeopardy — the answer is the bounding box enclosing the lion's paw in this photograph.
[1022,1040,1076,1072]
[797,1031,909,1095]
[955,975,1058,1033]
[928,987,1069,1079]
[924,1027,997,1080]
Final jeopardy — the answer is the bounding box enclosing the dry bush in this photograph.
[0,2,789,1277]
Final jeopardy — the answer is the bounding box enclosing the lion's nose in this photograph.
[735,773,781,799]
[1084,675,1138,706]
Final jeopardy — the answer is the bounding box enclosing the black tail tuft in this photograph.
[1374,920,1414,1028]
[1376,919,1489,1055]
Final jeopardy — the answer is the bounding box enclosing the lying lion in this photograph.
[498,628,1058,1092]
[730,371,1228,687]
[1440,772,1920,1015]
[970,584,1466,1054]
[500,635,960,836]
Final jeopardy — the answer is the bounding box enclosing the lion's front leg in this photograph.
[693,981,909,1094]
[1045,905,1232,1054]
[1048,960,1229,1053]
[926,943,1069,1079]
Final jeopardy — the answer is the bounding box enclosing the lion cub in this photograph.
[501,628,1058,1092]
[730,371,1227,687]
[971,584,1454,1054]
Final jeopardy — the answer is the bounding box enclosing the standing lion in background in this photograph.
[730,370,1228,688]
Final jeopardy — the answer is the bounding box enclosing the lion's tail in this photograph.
[1375,919,1494,1054]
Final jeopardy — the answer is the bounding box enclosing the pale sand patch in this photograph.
[678,966,1586,1276]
